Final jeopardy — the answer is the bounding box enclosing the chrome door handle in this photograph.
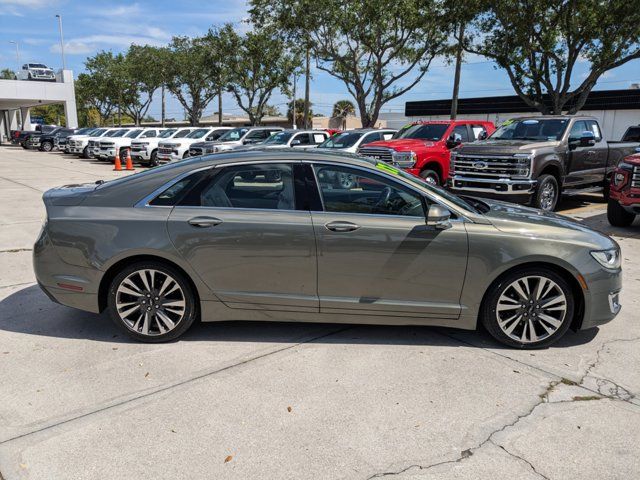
[587,150,596,155]
[325,221,360,232]
[188,216,223,228]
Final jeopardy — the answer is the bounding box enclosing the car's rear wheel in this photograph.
[607,199,635,227]
[481,267,574,348]
[107,262,198,342]
[41,141,53,152]
[420,169,440,186]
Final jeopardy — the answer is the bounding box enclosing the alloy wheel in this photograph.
[115,269,186,336]
[540,182,556,211]
[495,275,567,344]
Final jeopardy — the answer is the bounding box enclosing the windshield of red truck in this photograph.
[394,124,449,141]
[490,119,569,141]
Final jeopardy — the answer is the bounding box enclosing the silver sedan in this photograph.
[33,150,622,348]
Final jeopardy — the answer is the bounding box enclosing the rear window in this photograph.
[623,126,640,142]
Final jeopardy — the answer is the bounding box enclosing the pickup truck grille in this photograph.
[452,154,530,179]
[130,144,146,152]
[100,142,114,148]
[158,147,173,155]
[358,147,394,162]
[632,166,640,188]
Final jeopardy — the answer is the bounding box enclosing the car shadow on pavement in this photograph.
[578,212,640,240]
[0,284,600,350]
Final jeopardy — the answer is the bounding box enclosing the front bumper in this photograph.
[580,266,623,330]
[450,175,537,195]
[609,185,640,214]
[157,151,182,162]
[131,148,151,161]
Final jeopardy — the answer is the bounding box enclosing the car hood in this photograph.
[477,198,617,250]
[365,138,438,151]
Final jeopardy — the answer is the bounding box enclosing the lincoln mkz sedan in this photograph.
[33,151,622,348]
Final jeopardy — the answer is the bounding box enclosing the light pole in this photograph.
[8,41,20,70]
[55,14,66,70]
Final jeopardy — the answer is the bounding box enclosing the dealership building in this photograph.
[0,70,78,142]
[380,88,640,140]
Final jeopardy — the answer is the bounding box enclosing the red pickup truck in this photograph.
[357,120,496,185]
[607,150,640,226]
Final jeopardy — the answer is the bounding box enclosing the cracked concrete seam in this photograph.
[367,336,640,479]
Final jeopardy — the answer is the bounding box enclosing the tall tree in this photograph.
[469,0,640,114]
[252,0,448,127]
[164,36,221,126]
[122,45,164,125]
[223,27,299,125]
[203,24,235,126]
[82,51,129,126]
[332,100,355,129]
[287,98,313,128]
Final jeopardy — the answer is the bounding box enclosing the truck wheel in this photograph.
[607,199,635,227]
[82,146,90,159]
[41,141,53,152]
[149,150,159,167]
[481,267,574,349]
[420,169,440,186]
[531,174,559,211]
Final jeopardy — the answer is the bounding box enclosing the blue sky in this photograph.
[1,0,639,120]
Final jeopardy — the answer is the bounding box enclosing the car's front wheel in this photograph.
[420,169,440,186]
[531,174,559,211]
[82,146,90,159]
[41,141,53,152]
[607,199,635,227]
[107,262,198,342]
[148,149,159,167]
[481,267,574,348]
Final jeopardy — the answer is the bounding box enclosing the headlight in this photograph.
[512,153,532,179]
[590,249,621,270]
[613,172,627,187]
[392,151,417,168]
[172,143,181,148]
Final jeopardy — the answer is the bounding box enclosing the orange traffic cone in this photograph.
[113,151,122,171]
[125,148,135,171]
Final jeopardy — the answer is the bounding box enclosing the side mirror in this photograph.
[446,133,462,148]
[477,131,488,141]
[579,131,596,147]
[426,204,452,230]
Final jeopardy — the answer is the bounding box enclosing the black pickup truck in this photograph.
[33,128,87,151]
[449,116,640,211]
[16,125,59,148]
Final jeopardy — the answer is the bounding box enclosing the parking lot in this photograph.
[0,145,639,479]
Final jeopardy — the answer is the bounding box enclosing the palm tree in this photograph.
[332,100,355,129]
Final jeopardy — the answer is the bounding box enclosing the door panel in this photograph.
[312,212,468,317]
[565,120,607,186]
[168,207,318,311]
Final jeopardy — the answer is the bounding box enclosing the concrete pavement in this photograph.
[0,146,638,479]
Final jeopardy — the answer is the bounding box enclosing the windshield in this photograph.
[92,129,107,136]
[105,130,125,137]
[173,129,193,138]
[158,129,178,138]
[318,131,364,149]
[30,64,48,69]
[490,119,569,141]
[217,128,249,142]
[263,132,294,145]
[125,129,143,138]
[393,124,448,141]
[186,129,209,139]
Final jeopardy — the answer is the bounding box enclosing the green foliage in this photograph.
[1,68,16,80]
[122,45,165,125]
[220,26,300,125]
[332,100,356,129]
[31,104,65,126]
[287,98,313,128]
[251,0,448,127]
[164,35,221,126]
[470,0,640,114]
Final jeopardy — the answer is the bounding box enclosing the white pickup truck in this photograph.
[67,128,113,157]
[86,128,132,159]
[157,127,232,163]
[94,128,164,162]
[16,63,56,82]
[130,127,196,166]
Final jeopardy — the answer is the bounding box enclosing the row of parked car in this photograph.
[8,117,640,225]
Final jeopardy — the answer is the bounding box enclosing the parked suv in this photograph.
[86,129,130,159]
[607,150,640,226]
[131,128,196,167]
[358,121,495,186]
[203,127,285,154]
[318,128,396,155]
[449,116,640,211]
[157,127,232,162]
[16,63,56,82]
[193,129,328,155]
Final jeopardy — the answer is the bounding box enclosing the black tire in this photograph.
[149,149,159,167]
[82,146,90,159]
[41,141,53,152]
[420,169,440,186]
[607,199,635,227]
[480,267,574,349]
[531,174,559,211]
[107,261,198,343]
